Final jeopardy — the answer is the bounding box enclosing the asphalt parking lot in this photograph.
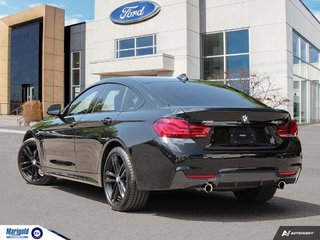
[0,119,319,240]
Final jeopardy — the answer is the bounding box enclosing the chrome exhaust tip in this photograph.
[277,181,286,189]
[204,183,214,193]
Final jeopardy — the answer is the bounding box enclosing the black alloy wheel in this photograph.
[105,152,127,204]
[103,147,149,211]
[17,138,55,185]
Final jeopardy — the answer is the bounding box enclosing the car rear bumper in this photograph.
[169,167,302,190]
[131,138,302,191]
[169,152,303,190]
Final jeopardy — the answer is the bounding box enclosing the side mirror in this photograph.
[47,104,62,116]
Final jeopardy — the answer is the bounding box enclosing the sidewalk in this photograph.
[0,115,30,131]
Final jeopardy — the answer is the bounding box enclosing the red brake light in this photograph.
[279,171,297,176]
[185,174,216,179]
[152,118,211,138]
[275,120,298,137]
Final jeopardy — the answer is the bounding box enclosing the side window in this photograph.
[122,88,142,111]
[67,85,105,115]
[93,84,127,113]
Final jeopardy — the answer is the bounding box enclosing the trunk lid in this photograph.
[178,107,290,151]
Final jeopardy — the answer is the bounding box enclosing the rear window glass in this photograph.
[147,80,267,108]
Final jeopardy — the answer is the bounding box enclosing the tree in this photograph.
[247,72,290,108]
[205,69,290,108]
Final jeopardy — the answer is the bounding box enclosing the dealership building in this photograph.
[0,0,320,124]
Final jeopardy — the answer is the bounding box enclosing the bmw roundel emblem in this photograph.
[241,115,250,124]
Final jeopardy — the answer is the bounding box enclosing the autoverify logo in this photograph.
[274,226,320,240]
[281,230,315,237]
[6,228,29,239]
[110,1,161,24]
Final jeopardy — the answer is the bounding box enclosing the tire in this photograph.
[233,186,277,203]
[17,138,56,185]
[102,147,149,212]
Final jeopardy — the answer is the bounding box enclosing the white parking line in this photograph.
[0,129,26,134]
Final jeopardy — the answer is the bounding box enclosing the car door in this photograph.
[74,83,127,173]
[42,85,104,172]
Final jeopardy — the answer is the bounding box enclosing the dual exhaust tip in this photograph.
[203,183,214,193]
[203,181,286,193]
[277,181,286,189]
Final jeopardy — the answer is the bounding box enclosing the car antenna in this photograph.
[177,73,189,83]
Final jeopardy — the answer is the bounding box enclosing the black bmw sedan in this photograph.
[18,76,302,211]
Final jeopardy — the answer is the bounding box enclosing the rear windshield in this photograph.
[146,80,267,108]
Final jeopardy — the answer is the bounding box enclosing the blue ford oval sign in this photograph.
[110,1,161,25]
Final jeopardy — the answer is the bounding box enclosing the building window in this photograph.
[116,35,156,58]
[202,29,250,85]
[226,30,249,54]
[292,30,320,124]
[10,21,42,112]
[309,44,319,65]
[300,38,307,62]
[71,51,81,100]
[293,31,299,58]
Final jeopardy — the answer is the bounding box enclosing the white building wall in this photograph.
[86,0,201,86]
[86,0,320,118]
[186,0,200,78]
[199,0,320,116]
[286,0,320,48]
[285,0,320,120]
[201,0,291,112]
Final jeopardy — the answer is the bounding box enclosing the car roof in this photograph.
[96,76,180,85]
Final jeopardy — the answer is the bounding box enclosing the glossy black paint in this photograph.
[23,77,302,191]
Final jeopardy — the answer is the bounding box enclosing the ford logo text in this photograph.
[110,1,161,25]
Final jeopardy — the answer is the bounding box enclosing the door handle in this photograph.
[70,122,77,128]
[101,117,114,125]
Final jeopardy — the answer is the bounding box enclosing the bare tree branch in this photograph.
[205,70,290,108]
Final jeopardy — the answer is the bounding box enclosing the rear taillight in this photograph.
[185,174,216,179]
[278,171,297,176]
[152,118,211,138]
[275,120,298,137]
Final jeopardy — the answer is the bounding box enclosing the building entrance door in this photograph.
[22,85,35,103]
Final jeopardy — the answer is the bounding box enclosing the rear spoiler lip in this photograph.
[175,107,291,126]
[177,106,289,114]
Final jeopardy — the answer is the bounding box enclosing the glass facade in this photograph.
[292,30,320,124]
[10,21,42,112]
[64,23,86,104]
[71,51,81,99]
[116,35,156,58]
[202,29,250,92]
